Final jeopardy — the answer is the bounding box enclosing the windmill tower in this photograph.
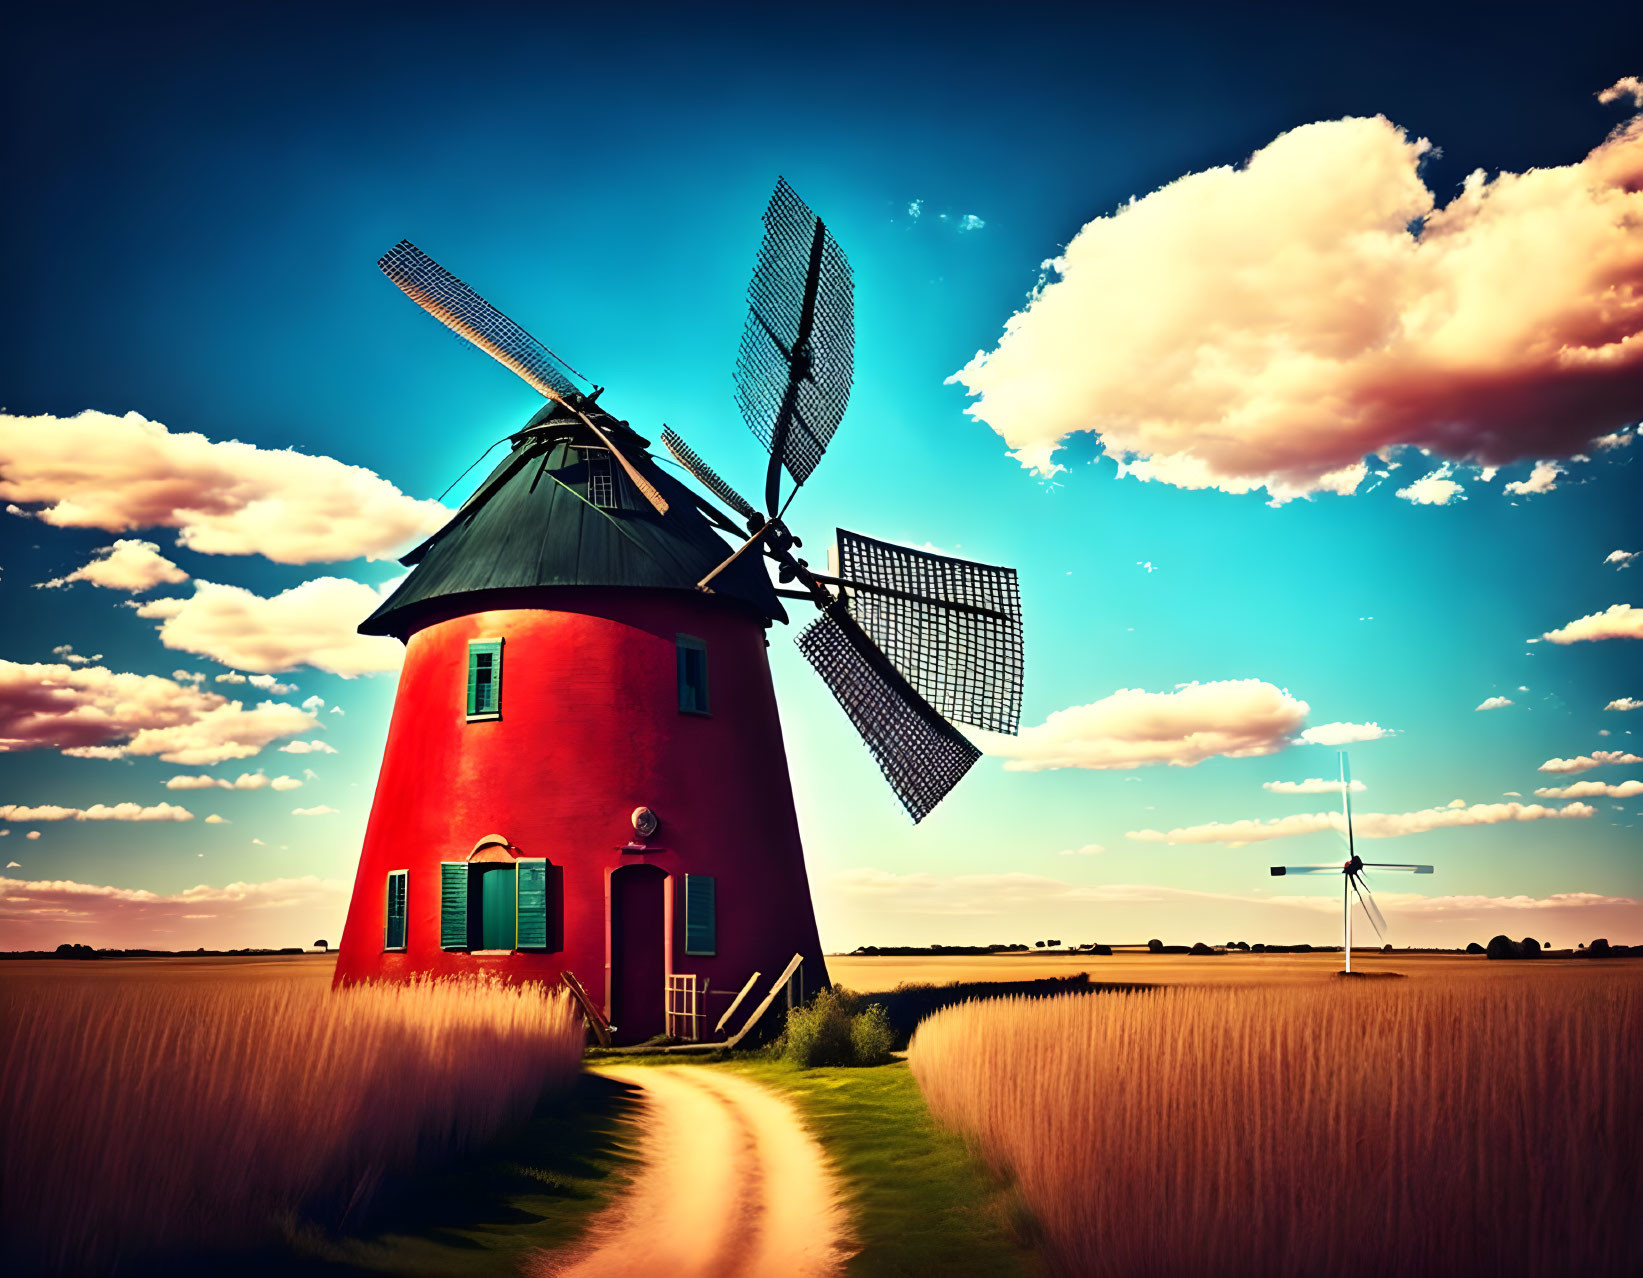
[333,181,1024,1042]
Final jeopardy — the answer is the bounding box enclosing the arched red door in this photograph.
[610,864,666,1042]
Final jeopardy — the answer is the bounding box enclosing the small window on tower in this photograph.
[466,638,503,720]
[384,869,407,951]
[676,634,709,715]
[579,448,616,509]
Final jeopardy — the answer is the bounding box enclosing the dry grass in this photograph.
[909,973,1643,1278]
[0,972,583,1273]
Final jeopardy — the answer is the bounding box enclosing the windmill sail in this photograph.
[735,178,855,507]
[796,603,980,822]
[835,529,1023,736]
[661,427,759,522]
[378,240,583,401]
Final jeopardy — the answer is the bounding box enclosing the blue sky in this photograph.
[2,0,1639,950]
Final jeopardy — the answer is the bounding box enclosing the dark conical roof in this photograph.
[360,401,785,638]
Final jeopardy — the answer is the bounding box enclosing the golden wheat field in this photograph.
[909,966,1643,1278]
[0,963,584,1274]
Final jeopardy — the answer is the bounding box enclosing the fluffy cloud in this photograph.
[1606,550,1637,569]
[51,646,101,666]
[0,660,318,765]
[0,875,349,950]
[1600,76,1643,108]
[1502,461,1564,497]
[0,410,447,563]
[1395,466,1465,506]
[1056,844,1106,856]
[38,539,187,592]
[204,814,228,824]
[1295,721,1390,746]
[1541,604,1643,644]
[1605,697,1641,711]
[1538,750,1643,774]
[278,739,337,755]
[136,577,404,676]
[291,805,339,816]
[0,802,193,823]
[163,772,301,792]
[1533,779,1643,799]
[1475,696,1514,711]
[1263,777,1365,795]
[974,679,1309,771]
[948,106,1643,499]
[1127,799,1595,846]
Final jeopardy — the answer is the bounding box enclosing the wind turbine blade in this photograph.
[1350,872,1387,940]
[1362,863,1434,873]
[1270,866,1344,876]
[1339,752,1356,858]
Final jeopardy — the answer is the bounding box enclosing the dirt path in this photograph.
[529,1065,849,1278]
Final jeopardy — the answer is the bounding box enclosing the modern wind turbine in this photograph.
[1269,752,1433,973]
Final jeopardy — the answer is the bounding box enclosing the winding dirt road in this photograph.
[530,1065,849,1278]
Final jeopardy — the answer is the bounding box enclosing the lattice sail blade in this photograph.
[735,178,854,495]
[796,605,981,823]
[660,427,758,522]
[836,529,1023,736]
[378,240,581,401]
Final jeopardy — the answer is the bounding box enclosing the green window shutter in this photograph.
[517,859,548,949]
[676,635,708,715]
[685,874,716,956]
[440,862,469,949]
[385,870,407,950]
[466,640,503,718]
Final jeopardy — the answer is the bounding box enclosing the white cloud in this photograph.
[204,814,228,824]
[1263,777,1365,795]
[1503,460,1564,496]
[1599,76,1643,108]
[1396,466,1465,506]
[171,670,205,685]
[1475,696,1514,711]
[1296,721,1391,746]
[0,410,447,563]
[0,659,317,764]
[136,577,404,677]
[0,874,349,950]
[0,802,194,823]
[1533,779,1643,799]
[1540,604,1643,644]
[291,805,339,817]
[25,832,40,841]
[974,679,1309,771]
[1605,550,1637,569]
[246,674,298,694]
[214,672,247,684]
[947,108,1643,497]
[301,695,325,713]
[37,539,188,593]
[1128,799,1595,846]
[328,705,345,716]
[956,213,986,233]
[1593,430,1634,451]
[50,646,101,666]
[1605,697,1641,711]
[1538,750,1643,774]
[278,739,337,755]
[164,772,301,792]
[1056,844,1105,856]
[907,199,923,220]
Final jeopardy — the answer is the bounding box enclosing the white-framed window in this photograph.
[384,869,408,951]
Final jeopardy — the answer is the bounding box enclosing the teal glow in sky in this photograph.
[2,0,1639,950]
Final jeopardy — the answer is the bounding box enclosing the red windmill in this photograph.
[334,180,1025,1043]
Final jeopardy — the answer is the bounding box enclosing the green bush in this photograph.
[849,1002,894,1066]
[775,988,893,1068]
